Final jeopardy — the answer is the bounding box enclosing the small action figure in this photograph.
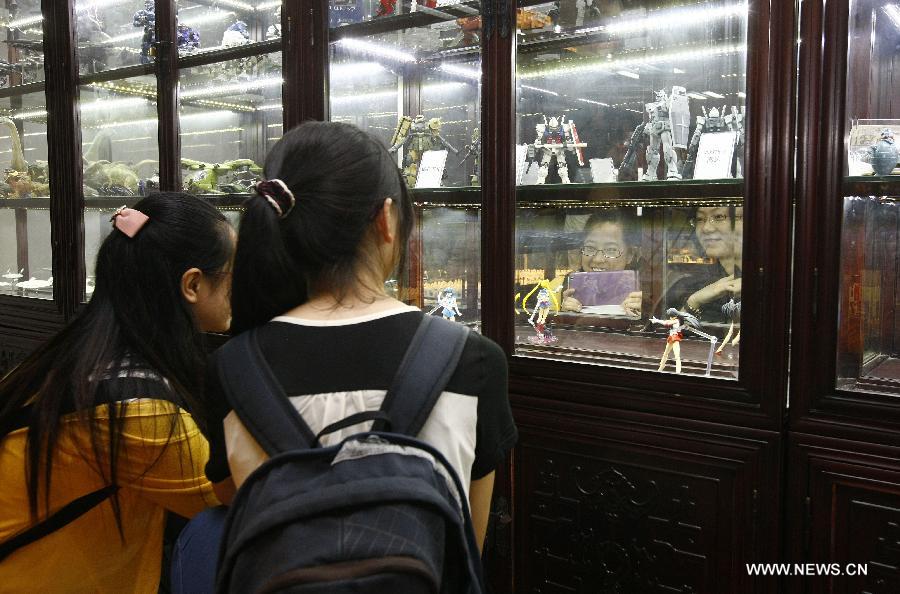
[650,308,718,376]
[428,287,463,322]
[683,105,745,179]
[715,298,741,357]
[459,128,481,185]
[529,115,586,184]
[182,158,262,194]
[389,115,458,187]
[517,280,561,345]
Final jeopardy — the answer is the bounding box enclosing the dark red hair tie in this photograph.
[255,179,296,219]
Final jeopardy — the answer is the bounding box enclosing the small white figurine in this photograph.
[531,115,586,184]
[428,287,463,322]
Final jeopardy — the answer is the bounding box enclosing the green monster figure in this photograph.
[181,158,262,194]
[388,115,458,187]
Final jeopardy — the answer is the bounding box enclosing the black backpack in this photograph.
[213,315,486,594]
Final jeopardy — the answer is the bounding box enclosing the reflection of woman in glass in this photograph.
[664,205,742,323]
[560,209,643,315]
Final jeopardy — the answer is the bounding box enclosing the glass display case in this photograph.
[512,0,748,378]
[327,3,483,327]
[0,0,51,300]
[835,0,900,396]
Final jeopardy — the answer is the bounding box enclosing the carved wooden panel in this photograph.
[788,435,900,594]
[512,404,780,594]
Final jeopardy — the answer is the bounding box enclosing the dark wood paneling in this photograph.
[156,0,181,191]
[285,0,327,128]
[481,0,515,353]
[41,0,83,315]
[511,401,781,594]
[786,434,900,594]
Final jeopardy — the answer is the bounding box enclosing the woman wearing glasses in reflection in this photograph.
[561,209,643,315]
[664,205,743,323]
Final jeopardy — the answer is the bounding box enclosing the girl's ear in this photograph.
[180,268,203,303]
[374,198,396,244]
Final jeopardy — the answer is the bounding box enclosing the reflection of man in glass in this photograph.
[561,209,642,315]
[665,205,742,323]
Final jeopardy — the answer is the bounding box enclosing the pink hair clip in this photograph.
[110,205,149,238]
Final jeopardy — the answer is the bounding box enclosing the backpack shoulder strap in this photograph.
[374,315,469,436]
[216,329,317,455]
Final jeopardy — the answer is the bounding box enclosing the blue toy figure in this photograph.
[428,287,462,322]
[133,2,200,64]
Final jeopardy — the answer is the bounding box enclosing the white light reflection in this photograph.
[336,38,415,63]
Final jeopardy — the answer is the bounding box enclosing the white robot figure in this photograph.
[642,86,690,181]
[531,115,586,184]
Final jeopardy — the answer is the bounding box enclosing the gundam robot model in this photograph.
[133,1,200,64]
[619,87,690,181]
[529,115,586,184]
[389,115,458,187]
[682,105,746,179]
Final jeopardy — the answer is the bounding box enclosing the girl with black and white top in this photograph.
[179,122,515,593]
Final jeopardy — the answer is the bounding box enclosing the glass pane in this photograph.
[420,207,481,331]
[328,3,483,329]
[0,0,44,87]
[515,0,747,185]
[79,76,159,298]
[0,92,52,299]
[179,53,281,195]
[329,18,481,188]
[176,0,282,57]
[846,1,900,177]
[514,202,742,379]
[837,196,900,396]
[75,0,154,75]
[80,76,159,198]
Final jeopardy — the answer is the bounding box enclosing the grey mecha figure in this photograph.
[683,104,746,179]
[642,86,688,181]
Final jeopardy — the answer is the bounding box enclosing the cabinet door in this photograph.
[0,0,53,301]
[513,0,749,380]
[326,1,484,327]
[794,0,900,437]
[787,434,900,594]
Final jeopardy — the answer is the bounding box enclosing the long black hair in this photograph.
[0,192,233,521]
[231,121,413,334]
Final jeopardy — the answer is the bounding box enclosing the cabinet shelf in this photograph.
[843,176,900,197]
[516,178,743,206]
[329,1,480,42]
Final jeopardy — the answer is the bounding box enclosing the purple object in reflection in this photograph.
[568,271,638,306]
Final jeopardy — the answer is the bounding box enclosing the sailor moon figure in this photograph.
[428,287,462,322]
[517,280,561,345]
[651,308,718,376]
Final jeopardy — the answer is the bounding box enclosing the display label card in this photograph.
[589,157,616,183]
[415,150,448,188]
[569,271,638,306]
[693,131,737,179]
